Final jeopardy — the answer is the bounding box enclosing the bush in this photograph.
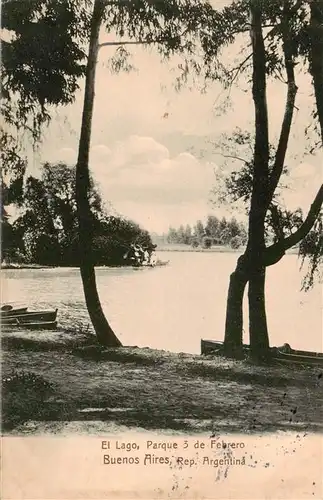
[2,371,54,429]
[230,236,242,249]
[202,237,212,249]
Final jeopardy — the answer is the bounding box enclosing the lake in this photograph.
[1,251,322,353]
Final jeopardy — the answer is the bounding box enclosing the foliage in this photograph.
[3,370,54,394]
[211,126,322,287]
[2,370,54,429]
[1,0,90,201]
[230,235,243,250]
[202,236,212,249]
[166,215,247,248]
[1,1,88,123]
[0,0,214,186]
[4,163,155,267]
[299,214,323,291]
[93,216,156,266]
[211,128,290,208]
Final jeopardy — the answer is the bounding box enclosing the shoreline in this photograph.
[1,246,299,270]
[2,328,322,436]
[156,244,299,254]
[0,261,169,271]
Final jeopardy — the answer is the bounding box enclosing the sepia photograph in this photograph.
[1,0,323,498]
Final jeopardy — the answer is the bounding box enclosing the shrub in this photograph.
[230,236,242,249]
[202,237,212,249]
[2,371,54,429]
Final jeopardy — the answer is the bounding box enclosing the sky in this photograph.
[28,29,322,234]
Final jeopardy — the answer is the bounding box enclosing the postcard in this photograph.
[1,0,322,498]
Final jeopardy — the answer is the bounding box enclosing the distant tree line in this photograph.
[1,163,156,267]
[166,215,247,249]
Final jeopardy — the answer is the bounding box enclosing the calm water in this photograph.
[1,252,322,353]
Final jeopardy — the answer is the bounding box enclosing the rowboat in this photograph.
[201,339,225,355]
[1,320,57,330]
[1,309,58,325]
[273,350,323,366]
[201,339,323,366]
[0,306,28,318]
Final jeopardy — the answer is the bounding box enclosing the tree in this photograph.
[176,225,185,243]
[184,224,193,245]
[193,220,205,243]
[230,1,321,357]
[11,162,155,268]
[167,227,179,244]
[219,217,227,233]
[205,215,219,238]
[1,0,213,346]
[72,0,213,345]
[1,207,16,262]
[243,0,271,356]
[230,236,243,250]
[202,236,212,249]
[201,0,323,357]
[1,0,88,186]
[96,216,156,266]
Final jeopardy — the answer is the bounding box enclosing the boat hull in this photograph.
[1,309,58,326]
[2,321,57,330]
[0,307,28,317]
[201,339,323,366]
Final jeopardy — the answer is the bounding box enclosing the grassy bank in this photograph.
[1,263,55,270]
[2,328,322,436]
[156,244,243,253]
[155,244,299,254]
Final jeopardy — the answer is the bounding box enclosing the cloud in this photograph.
[47,135,218,232]
[44,135,322,233]
[90,135,217,206]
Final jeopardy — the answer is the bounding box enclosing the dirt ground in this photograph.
[1,329,322,435]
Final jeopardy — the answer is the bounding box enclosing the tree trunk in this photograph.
[244,1,270,357]
[223,256,248,357]
[75,0,122,347]
[223,271,247,357]
[247,1,295,359]
[248,265,270,358]
[309,0,323,143]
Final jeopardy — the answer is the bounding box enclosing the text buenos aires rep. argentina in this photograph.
[101,439,246,466]
[101,440,179,465]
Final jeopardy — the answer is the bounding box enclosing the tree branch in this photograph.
[264,184,323,266]
[227,50,253,86]
[99,39,169,49]
[213,152,249,164]
[226,23,289,87]
[267,1,298,205]
[99,26,190,50]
